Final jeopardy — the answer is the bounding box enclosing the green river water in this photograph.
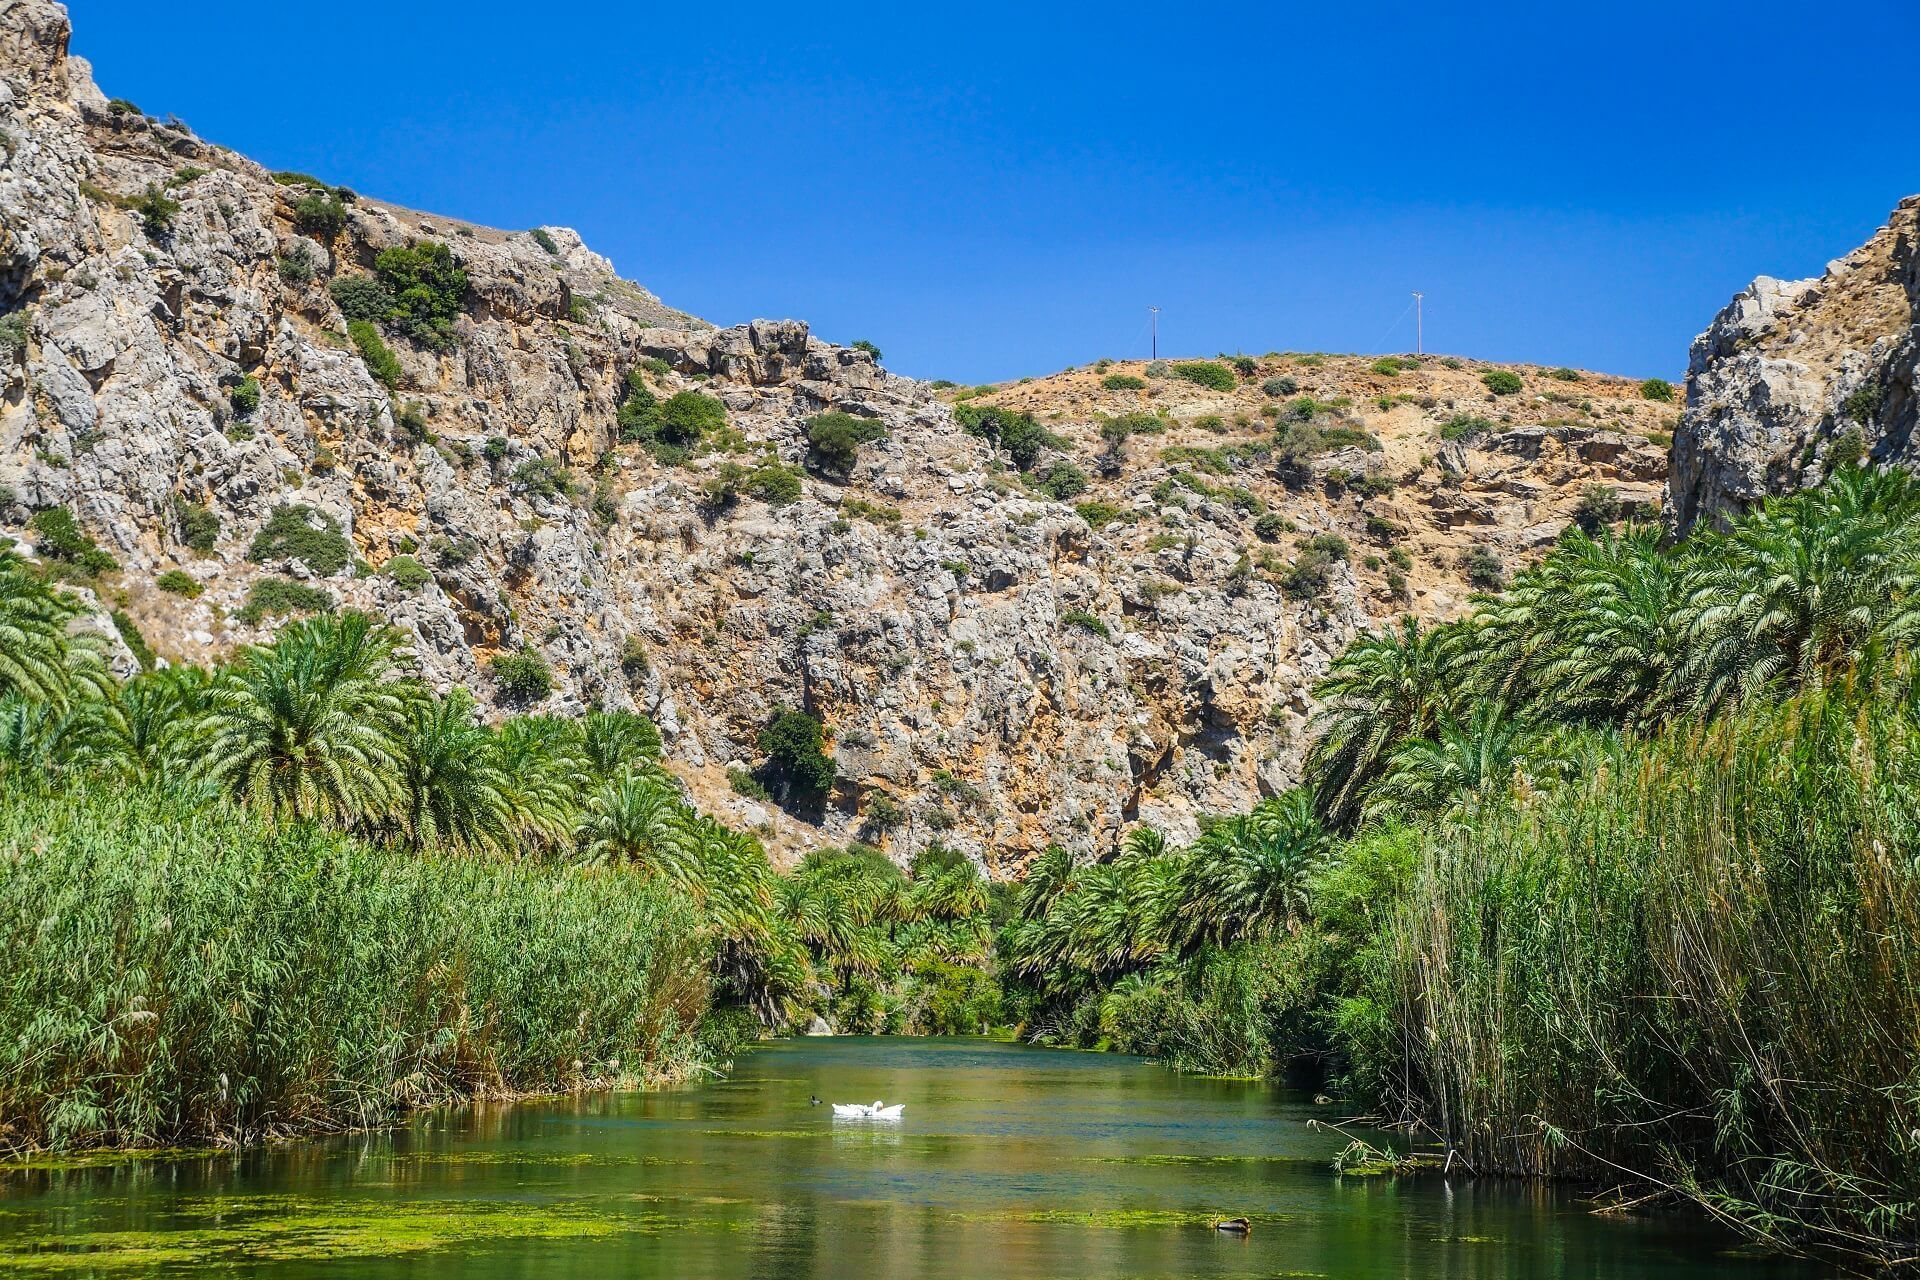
[0,1037,1824,1277]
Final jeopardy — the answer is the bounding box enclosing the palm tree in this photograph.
[492,714,587,852]
[1015,843,1075,920]
[577,766,693,877]
[105,666,210,783]
[1366,701,1573,821]
[1178,790,1331,949]
[192,612,409,826]
[0,553,91,707]
[1535,526,1689,729]
[1674,466,1920,715]
[577,708,663,780]
[1308,616,1462,827]
[395,688,511,851]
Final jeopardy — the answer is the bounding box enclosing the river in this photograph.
[0,1037,1823,1277]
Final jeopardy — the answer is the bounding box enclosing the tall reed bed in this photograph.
[0,784,712,1154]
[1373,684,1920,1265]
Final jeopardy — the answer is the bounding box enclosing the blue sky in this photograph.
[72,1,1919,383]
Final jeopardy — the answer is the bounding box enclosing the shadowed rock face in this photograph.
[0,0,1673,873]
[1668,197,1920,534]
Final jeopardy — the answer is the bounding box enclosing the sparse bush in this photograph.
[246,503,351,576]
[1439,413,1494,441]
[347,320,402,389]
[851,339,882,361]
[728,767,771,801]
[1550,367,1582,381]
[1074,500,1126,530]
[618,635,650,681]
[1262,376,1297,398]
[1842,382,1883,424]
[1101,373,1147,391]
[229,376,261,418]
[805,411,887,475]
[1572,484,1622,533]
[1230,355,1257,378]
[1482,369,1523,396]
[512,457,576,500]
[1461,543,1505,589]
[29,507,117,576]
[1030,460,1088,500]
[1170,361,1236,391]
[529,227,560,255]
[292,191,346,240]
[954,403,1061,471]
[1061,608,1110,639]
[173,497,220,554]
[1638,377,1675,402]
[134,184,180,238]
[276,245,315,286]
[1370,357,1408,376]
[156,569,202,598]
[384,554,432,589]
[490,649,553,704]
[1253,513,1286,542]
[235,576,334,626]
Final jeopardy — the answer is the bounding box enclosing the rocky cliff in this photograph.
[0,0,1674,872]
[1668,196,1919,532]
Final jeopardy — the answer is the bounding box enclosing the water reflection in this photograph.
[0,1038,1819,1279]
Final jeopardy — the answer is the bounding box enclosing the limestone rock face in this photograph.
[0,0,1673,873]
[1668,197,1920,532]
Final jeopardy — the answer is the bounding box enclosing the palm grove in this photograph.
[3,463,1919,1267]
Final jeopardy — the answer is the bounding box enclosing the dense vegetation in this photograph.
[1001,464,1920,1267]
[5,455,1918,1265]
[0,560,996,1153]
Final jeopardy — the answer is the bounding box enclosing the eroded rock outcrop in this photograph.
[1668,196,1919,532]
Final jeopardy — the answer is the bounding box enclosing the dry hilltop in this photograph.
[0,0,1910,872]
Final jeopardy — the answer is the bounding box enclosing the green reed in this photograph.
[0,783,712,1154]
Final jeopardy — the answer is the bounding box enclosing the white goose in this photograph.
[832,1098,905,1119]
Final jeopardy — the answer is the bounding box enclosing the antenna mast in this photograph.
[1411,292,1424,356]
[1149,306,1160,360]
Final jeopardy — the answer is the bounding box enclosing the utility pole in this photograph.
[1149,306,1160,360]
[1411,292,1424,357]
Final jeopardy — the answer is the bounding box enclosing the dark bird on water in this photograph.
[809,1095,822,1106]
[1213,1218,1252,1235]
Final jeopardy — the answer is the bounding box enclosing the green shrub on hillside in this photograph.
[490,648,553,704]
[155,569,202,597]
[758,707,836,805]
[805,411,888,475]
[348,320,403,388]
[235,576,334,625]
[246,504,351,576]
[373,241,467,350]
[229,375,261,418]
[1639,377,1675,402]
[29,507,117,576]
[1482,369,1523,396]
[173,497,220,554]
[1170,361,1236,391]
[292,190,346,239]
[1101,373,1147,391]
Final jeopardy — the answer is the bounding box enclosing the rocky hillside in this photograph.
[1668,196,1918,531]
[0,0,1675,872]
